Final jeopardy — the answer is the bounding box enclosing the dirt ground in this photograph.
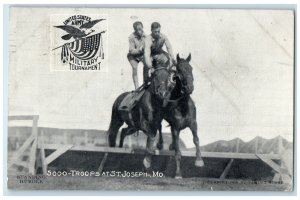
[7,175,292,191]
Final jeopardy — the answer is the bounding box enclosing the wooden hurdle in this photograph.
[8,115,291,182]
[8,115,39,175]
[218,137,291,182]
[219,139,240,180]
[36,142,282,178]
[38,130,73,174]
[36,138,290,183]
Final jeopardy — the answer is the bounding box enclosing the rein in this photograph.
[150,66,188,104]
[164,70,188,104]
[157,71,186,103]
[153,66,168,73]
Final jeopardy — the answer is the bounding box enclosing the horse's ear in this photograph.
[186,53,191,63]
[176,53,181,62]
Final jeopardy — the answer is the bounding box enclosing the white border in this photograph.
[1,0,299,198]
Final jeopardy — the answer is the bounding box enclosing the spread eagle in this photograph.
[54,19,106,40]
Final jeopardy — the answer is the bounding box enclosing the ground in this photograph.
[7,175,292,191]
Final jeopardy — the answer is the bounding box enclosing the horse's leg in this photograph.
[142,122,157,169]
[190,120,204,167]
[119,128,128,148]
[108,121,123,147]
[169,128,176,150]
[141,91,153,122]
[119,127,136,148]
[171,126,182,179]
[143,134,156,169]
[156,123,163,150]
[108,106,124,147]
[140,91,158,169]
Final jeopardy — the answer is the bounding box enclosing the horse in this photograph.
[117,53,205,178]
[160,53,205,178]
[107,66,176,169]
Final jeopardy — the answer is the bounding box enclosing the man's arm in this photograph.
[144,37,152,69]
[164,36,175,64]
[128,37,142,55]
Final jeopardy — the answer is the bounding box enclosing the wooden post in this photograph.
[256,154,282,174]
[28,116,39,175]
[271,135,291,183]
[8,135,35,169]
[44,145,73,165]
[220,159,234,180]
[98,153,108,173]
[40,130,48,174]
[8,115,39,175]
[219,138,239,180]
[37,130,73,175]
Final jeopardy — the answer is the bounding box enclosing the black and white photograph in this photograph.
[5,6,294,192]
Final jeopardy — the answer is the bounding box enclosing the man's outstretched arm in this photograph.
[165,36,175,64]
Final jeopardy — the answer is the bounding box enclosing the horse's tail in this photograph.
[107,92,128,147]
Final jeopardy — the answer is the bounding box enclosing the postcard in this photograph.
[7,7,294,191]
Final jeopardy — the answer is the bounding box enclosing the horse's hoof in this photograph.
[175,175,182,179]
[169,144,175,150]
[195,158,205,167]
[157,143,163,150]
[143,157,151,169]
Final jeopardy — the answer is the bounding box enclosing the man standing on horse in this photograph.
[127,21,147,89]
[121,22,175,121]
[144,22,176,76]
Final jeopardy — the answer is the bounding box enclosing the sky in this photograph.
[8,8,294,146]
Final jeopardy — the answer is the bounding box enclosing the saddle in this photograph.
[118,82,148,112]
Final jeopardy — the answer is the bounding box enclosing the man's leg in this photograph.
[128,57,139,89]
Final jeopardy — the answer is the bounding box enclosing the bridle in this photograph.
[151,67,172,96]
[165,73,184,103]
[149,63,192,104]
[165,63,192,103]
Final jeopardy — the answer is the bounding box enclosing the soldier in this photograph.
[127,21,147,89]
[144,22,176,77]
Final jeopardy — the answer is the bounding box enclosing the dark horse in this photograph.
[107,66,175,169]
[160,53,205,178]
[118,54,204,178]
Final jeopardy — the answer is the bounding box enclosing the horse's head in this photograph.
[151,67,176,106]
[175,53,194,95]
